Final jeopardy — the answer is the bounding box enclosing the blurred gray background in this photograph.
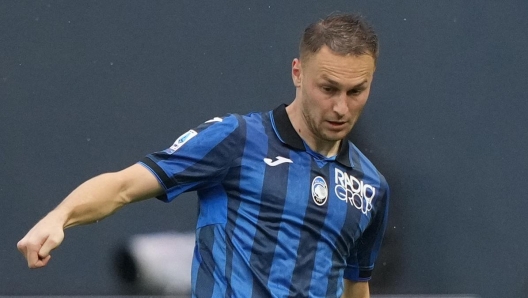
[1,1,527,297]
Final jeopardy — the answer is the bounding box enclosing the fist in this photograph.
[17,216,65,268]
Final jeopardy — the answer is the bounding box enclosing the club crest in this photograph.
[311,176,328,206]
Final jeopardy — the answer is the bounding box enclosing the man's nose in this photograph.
[332,93,348,117]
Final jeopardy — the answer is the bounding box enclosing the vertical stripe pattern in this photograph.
[138,106,389,298]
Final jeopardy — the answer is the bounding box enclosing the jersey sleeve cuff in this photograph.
[343,266,373,282]
[137,157,170,202]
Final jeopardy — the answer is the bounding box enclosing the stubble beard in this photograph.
[301,104,343,144]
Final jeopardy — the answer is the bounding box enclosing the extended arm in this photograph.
[17,163,163,268]
[342,280,370,298]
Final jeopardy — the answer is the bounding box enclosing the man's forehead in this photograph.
[303,50,375,74]
[320,73,369,86]
[302,46,376,65]
[305,57,375,84]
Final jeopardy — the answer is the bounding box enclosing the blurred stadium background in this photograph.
[1,1,527,297]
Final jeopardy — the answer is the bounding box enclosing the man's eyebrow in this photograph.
[353,80,368,88]
[321,75,339,86]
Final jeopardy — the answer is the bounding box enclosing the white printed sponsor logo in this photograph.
[169,129,197,153]
[311,176,328,206]
[263,156,293,166]
[334,168,375,214]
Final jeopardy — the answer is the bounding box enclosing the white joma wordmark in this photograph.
[263,156,293,166]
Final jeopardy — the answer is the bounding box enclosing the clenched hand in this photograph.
[17,213,65,268]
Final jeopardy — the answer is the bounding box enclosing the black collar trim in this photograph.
[271,104,353,168]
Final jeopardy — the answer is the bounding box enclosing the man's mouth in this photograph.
[326,120,347,128]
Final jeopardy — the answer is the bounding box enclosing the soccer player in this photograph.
[17,13,389,298]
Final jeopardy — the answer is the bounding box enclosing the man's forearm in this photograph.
[18,164,162,269]
[53,172,131,229]
[342,280,370,298]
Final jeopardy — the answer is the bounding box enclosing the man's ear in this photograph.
[292,58,302,87]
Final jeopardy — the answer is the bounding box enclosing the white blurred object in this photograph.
[116,231,195,294]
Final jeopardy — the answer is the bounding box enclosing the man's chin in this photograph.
[321,131,349,142]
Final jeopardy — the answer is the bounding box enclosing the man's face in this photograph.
[292,46,376,144]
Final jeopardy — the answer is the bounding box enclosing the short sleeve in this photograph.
[344,181,390,281]
[138,114,242,202]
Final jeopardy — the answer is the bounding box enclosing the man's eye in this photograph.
[322,86,335,93]
[348,89,363,96]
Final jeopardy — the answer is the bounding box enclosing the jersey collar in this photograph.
[271,104,354,168]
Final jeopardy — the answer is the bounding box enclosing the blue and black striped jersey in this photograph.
[139,104,389,298]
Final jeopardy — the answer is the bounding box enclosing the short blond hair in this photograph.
[299,13,379,63]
